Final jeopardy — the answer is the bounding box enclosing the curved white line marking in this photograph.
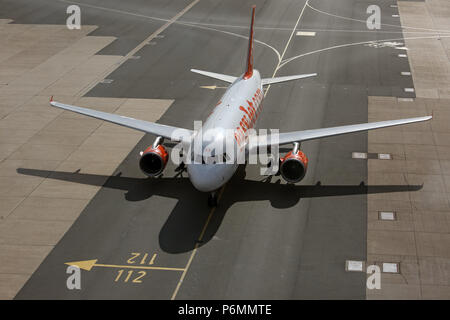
[58,0,281,63]
[177,21,281,63]
[278,34,450,70]
[306,0,450,34]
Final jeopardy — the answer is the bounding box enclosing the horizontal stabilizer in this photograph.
[262,73,317,86]
[190,69,237,84]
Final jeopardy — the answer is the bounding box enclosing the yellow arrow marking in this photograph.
[65,259,184,272]
[200,85,227,90]
[65,259,98,271]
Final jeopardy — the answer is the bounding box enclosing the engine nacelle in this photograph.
[139,144,168,177]
[280,149,308,183]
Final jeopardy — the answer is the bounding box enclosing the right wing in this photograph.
[50,99,193,142]
[190,69,237,84]
[254,116,432,149]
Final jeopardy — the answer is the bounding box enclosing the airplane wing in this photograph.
[253,116,432,149]
[190,69,237,84]
[50,99,193,142]
[262,73,317,86]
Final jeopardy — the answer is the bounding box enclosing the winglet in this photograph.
[50,95,53,102]
[243,5,256,80]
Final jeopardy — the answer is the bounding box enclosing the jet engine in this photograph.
[279,143,308,183]
[139,137,168,177]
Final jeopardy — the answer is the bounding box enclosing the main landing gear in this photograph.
[208,191,219,207]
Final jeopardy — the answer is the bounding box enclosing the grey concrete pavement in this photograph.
[0,0,446,299]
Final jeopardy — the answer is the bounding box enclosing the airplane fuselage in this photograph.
[187,70,263,192]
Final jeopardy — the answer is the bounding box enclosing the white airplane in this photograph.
[50,6,431,206]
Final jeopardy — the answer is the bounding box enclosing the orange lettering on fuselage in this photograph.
[234,88,263,146]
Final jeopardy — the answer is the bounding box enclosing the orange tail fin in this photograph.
[244,5,256,79]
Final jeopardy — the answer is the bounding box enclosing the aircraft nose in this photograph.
[187,164,222,192]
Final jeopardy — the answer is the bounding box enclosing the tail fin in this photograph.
[244,5,256,79]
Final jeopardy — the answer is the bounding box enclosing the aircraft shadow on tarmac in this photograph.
[17,167,422,253]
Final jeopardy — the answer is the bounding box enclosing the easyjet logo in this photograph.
[235,88,263,146]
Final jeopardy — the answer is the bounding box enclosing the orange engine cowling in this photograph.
[280,150,308,183]
[139,144,168,177]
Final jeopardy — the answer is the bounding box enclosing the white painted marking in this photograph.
[398,53,408,58]
[392,14,400,18]
[398,98,414,102]
[306,1,450,35]
[296,31,316,36]
[390,5,398,8]
[379,211,396,221]
[401,71,411,76]
[378,153,392,160]
[382,263,399,273]
[346,260,364,272]
[279,35,450,71]
[394,46,409,50]
[129,55,141,59]
[365,41,404,49]
[100,79,114,84]
[265,0,309,97]
[352,152,368,159]
[74,0,201,96]
[404,88,415,93]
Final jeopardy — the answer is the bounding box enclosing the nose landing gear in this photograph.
[207,191,218,207]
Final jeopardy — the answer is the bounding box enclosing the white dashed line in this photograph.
[296,31,316,36]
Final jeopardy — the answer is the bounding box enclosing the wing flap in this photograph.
[50,100,192,142]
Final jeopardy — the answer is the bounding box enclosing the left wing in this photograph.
[253,116,432,149]
[50,99,193,142]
